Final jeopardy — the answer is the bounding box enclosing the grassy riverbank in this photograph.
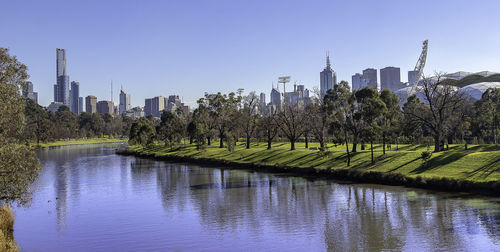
[33,138,127,148]
[0,205,17,252]
[120,143,500,194]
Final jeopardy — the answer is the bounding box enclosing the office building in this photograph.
[78,97,83,114]
[260,92,266,106]
[22,81,38,103]
[320,55,337,97]
[152,96,165,117]
[408,70,418,86]
[70,81,81,114]
[380,67,403,92]
[85,95,97,113]
[144,98,153,117]
[362,68,377,90]
[54,49,70,105]
[97,100,114,115]
[270,87,281,106]
[119,89,131,114]
[352,73,362,90]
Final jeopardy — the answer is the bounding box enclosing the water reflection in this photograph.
[13,145,500,251]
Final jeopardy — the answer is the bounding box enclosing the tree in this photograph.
[474,88,500,145]
[403,75,467,152]
[257,105,279,149]
[240,91,259,149]
[157,110,186,149]
[0,48,41,204]
[205,92,240,148]
[356,87,386,163]
[305,102,330,149]
[277,101,305,150]
[379,89,402,154]
[129,119,155,146]
[324,81,353,166]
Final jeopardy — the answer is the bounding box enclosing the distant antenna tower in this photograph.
[278,76,291,105]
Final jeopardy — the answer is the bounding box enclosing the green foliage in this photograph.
[421,151,432,167]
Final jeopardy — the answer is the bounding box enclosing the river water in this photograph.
[12,144,500,251]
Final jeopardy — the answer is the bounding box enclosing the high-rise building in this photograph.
[380,67,403,92]
[96,100,114,115]
[85,95,97,113]
[260,92,266,106]
[270,87,281,106]
[70,81,81,114]
[352,73,362,91]
[320,55,337,97]
[22,81,38,103]
[78,97,83,114]
[144,98,153,117]
[152,96,165,117]
[119,89,131,114]
[362,68,377,90]
[54,49,70,106]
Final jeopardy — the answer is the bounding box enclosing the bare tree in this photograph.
[403,74,467,152]
[240,91,259,149]
[258,105,279,149]
[277,102,305,150]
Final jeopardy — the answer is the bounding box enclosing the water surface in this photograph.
[13,144,500,251]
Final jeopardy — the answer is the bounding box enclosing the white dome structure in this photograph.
[458,82,500,101]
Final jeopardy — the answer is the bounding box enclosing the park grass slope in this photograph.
[118,143,500,195]
[33,138,126,148]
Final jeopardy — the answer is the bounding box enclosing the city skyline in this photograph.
[1,0,500,107]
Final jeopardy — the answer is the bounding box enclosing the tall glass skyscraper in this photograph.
[70,81,80,114]
[119,89,131,114]
[54,48,70,105]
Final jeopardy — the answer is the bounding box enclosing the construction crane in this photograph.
[408,40,428,96]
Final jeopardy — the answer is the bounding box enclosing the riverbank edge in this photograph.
[116,148,500,197]
[32,138,127,150]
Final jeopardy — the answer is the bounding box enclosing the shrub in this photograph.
[421,151,432,166]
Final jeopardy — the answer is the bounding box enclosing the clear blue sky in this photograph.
[1,0,499,107]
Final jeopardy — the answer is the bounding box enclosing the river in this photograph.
[12,144,500,251]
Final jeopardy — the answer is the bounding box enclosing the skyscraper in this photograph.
[152,96,165,117]
[270,87,281,106]
[119,89,131,114]
[85,95,97,113]
[352,73,362,91]
[54,49,70,106]
[97,100,114,115]
[362,68,377,90]
[260,92,266,106]
[380,67,402,92]
[320,54,337,98]
[144,98,153,116]
[70,81,80,114]
[22,81,38,104]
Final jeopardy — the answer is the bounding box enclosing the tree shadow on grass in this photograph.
[410,152,468,174]
[464,156,500,179]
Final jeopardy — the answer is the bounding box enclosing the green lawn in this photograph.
[128,142,500,183]
[34,138,127,148]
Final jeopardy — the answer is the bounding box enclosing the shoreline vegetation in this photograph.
[117,142,500,196]
[31,138,127,149]
[0,205,17,252]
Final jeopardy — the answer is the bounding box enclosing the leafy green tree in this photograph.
[205,92,240,148]
[157,110,186,149]
[379,89,402,154]
[356,87,386,163]
[0,48,40,204]
[474,88,500,145]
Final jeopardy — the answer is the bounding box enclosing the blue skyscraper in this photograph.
[54,48,70,106]
[320,54,337,98]
[70,81,81,114]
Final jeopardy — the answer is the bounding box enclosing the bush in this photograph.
[421,151,432,166]
[0,205,17,252]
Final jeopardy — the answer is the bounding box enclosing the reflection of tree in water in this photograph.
[148,161,500,250]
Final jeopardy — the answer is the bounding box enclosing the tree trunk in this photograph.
[495,126,498,146]
[290,140,295,150]
[207,137,211,145]
[305,136,309,149]
[267,139,272,149]
[344,129,350,167]
[246,135,250,149]
[189,137,193,145]
[219,135,224,148]
[382,133,386,155]
[370,140,374,164]
[320,140,324,149]
[434,135,441,152]
[352,135,358,152]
